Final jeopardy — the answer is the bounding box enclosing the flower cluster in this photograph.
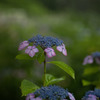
[26,85,75,100]
[81,89,100,100]
[28,35,63,48]
[18,35,67,58]
[83,52,100,65]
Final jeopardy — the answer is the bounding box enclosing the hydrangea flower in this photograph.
[18,41,29,51]
[18,35,67,58]
[81,89,100,100]
[57,44,67,56]
[83,52,100,65]
[83,56,93,65]
[33,85,75,100]
[44,48,56,58]
[68,92,75,100]
[28,35,63,48]
[25,46,39,57]
[26,93,42,100]
[82,94,96,100]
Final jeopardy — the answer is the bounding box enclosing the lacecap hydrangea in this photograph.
[81,88,100,100]
[26,85,75,100]
[83,52,100,65]
[18,35,67,58]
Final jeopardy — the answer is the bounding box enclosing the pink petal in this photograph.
[29,50,35,57]
[32,46,36,49]
[62,43,65,47]
[50,48,54,51]
[27,46,32,49]
[57,46,62,52]
[44,48,50,53]
[25,46,32,54]
[52,51,56,56]
[83,55,93,65]
[33,48,39,53]
[23,41,29,43]
[44,48,53,53]
[18,41,29,51]
[25,48,30,54]
[47,52,53,58]
[26,93,35,100]
[18,45,25,51]
[68,92,75,100]
[62,49,67,56]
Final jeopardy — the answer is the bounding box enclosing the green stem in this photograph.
[43,52,46,86]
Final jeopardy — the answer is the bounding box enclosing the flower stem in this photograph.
[43,52,46,86]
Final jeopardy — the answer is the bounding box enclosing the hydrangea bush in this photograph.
[82,52,100,100]
[16,34,100,100]
[82,52,100,88]
[83,52,100,65]
[16,34,75,100]
[82,88,100,100]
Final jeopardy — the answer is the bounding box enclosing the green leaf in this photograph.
[82,80,92,86]
[20,80,39,96]
[45,74,65,86]
[16,54,37,60]
[48,61,75,79]
[82,80,100,87]
[37,52,45,64]
[83,67,99,76]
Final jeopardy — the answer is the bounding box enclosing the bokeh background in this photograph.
[0,0,100,100]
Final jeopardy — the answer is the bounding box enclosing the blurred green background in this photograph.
[0,0,100,100]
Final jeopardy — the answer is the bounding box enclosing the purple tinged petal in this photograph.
[18,41,29,51]
[57,46,62,52]
[52,51,56,56]
[83,55,93,65]
[57,44,67,56]
[25,46,32,54]
[26,93,42,100]
[25,46,39,57]
[68,92,75,100]
[62,49,67,56]
[87,95,97,100]
[26,93,35,100]
[33,48,39,53]
[32,46,36,48]
[44,48,56,58]
[29,50,35,57]
[44,48,49,52]
[45,48,54,53]
[28,46,33,49]
[47,52,53,58]
[25,48,30,54]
